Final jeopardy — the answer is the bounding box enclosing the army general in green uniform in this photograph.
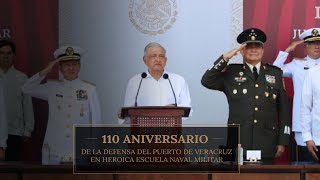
[201,28,291,161]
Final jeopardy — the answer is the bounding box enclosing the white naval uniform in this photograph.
[0,80,7,149]
[273,51,320,145]
[120,71,191,124]
[22,73,102,163]
[301,65,320,145]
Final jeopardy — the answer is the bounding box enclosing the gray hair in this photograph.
[144,42,166,55]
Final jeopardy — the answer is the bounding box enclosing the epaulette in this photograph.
[265,63,282,71]
[83,80,96,86]
[228,64,243,66]
[293,57,306,60]
[228,64,244,70]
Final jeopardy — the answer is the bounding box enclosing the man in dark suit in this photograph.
[201,28,291,161]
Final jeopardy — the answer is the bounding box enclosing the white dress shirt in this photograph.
[22,73,102,163]
[0,80,7,149]
[301,65,320,145]
[246,62,261,74]
[273,51,320,145]
[0,67,34,137]
[120,71,191,123]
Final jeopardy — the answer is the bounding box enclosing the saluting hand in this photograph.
[306,140,319,161]
[284,40,304,53]
[39,59,60,77]
[222,43,247,61]
[117,110,123,119]
[275,145,285,158]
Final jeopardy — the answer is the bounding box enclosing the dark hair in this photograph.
[0,39,16,54]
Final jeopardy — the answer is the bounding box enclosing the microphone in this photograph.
[134,72,147,107]
[163,73,177,106]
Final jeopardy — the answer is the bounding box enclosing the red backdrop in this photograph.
[0,0,58,161]
[2,0,319,162]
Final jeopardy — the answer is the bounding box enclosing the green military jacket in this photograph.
[201,55,291,159]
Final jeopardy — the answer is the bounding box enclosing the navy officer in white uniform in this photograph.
[22,46,102,164]
[301,65,320,162]
[118,42,191,123]
[273,28,320,161]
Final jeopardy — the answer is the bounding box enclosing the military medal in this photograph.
[235,71,246,83]
[265,75,276,84]
[76,89,88,100]
[233,89,237,94]
[80,105,84,117]
[242,89,247,94]
[235,77,247,82]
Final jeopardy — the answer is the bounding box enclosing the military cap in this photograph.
[237,28,267,44]
[53,45,83,61]
[299,28,320,42]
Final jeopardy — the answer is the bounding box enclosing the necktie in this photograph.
[253,66,258,80]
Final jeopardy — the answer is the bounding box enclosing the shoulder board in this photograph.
[228,64,243,69]
[228,64,243,66]
[293,57,306,60]
[265,63,281,70]
[83,80,96,86]
[227,64,244,70]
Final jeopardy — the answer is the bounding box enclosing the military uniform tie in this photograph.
[253,66,258,80]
